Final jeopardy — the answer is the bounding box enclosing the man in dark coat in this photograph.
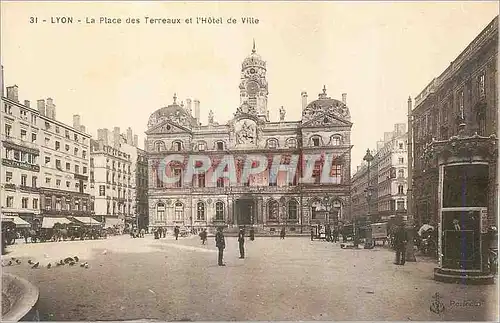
[174,226,180,240]
[238,228,245,259]
[200,229,207,245]
[249,227,255,241]
[394,223,408,265]
[215,227,226,266]
[280,227,286,239]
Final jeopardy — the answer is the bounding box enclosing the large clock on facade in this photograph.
[246,81,259,96]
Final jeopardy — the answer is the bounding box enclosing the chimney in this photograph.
[194,99,200,125]
[301,91,308,110]
[186,98,192,116]
[384,132,393,143]
[0,65,4,97]
[376,140,384,151]
[133,134,138,147]
[6,85,19,102]
[342,93,347,105]
[37,99,46,116]
[113,127,120,147]
[80,125,86,133]
[46,98,55,119]
[126,127,133,144]
[97,128,109,145]
[73,115,81,129]
[24,100,30,108]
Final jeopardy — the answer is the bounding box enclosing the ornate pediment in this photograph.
[302,99,351,122]
[301,112,352,128]
[234,102,257,118]
[145,120,192,135]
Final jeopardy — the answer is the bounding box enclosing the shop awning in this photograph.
[42,217,72,229]
[71,216,102,226]
[104,217,124,228]
[11,216,31,228]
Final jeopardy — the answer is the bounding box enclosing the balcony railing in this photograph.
[4,183,16,190]
[19,185,39,193]
[2,159,40,172]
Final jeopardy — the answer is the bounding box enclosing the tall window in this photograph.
[216,142,224,151]
[198,142,206,151]
[312,137,320,147]
[197,202,205,220]
[458,90,465,120]
[174,202,183,221]
[216,177,225,188]
[21,174,27,186]
[173,168,182,187]
[331,136,341,146]
[398,169,404,178]
[268,200,279,221]
[6,196,14,208]
[399,157,404,164]
[173,142,182,151]
[157,203,165,222]
[215,202,224,220]
[397,200,405,211]
[398,185,404,194]
[32,198,38,209]
[45,196,52,210]
[288,200,298,220]
[21,197,28,209]
[330,164,342,184]
[198,174,206,187]
[287,138,297,148]
[313,161,322,184]
[478,72,485,97]
[5,124,12,137]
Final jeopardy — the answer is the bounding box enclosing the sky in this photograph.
[1,1,498,174]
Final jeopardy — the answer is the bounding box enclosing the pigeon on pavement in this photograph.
[31,262,39,269]
[28,260,34,265]
[73,256,79,262]
[47,263,52,269]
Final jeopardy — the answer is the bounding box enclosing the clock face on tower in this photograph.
[246,81,259,96]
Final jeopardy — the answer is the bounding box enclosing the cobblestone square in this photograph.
[2,236,497,321]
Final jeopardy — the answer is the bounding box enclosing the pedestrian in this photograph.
[238,228,245,259]
[332,228,338,243]
[174,226,180,240]
[394,223,408,265]
[310,227,314,241]
[280,227,286,239]
[162,227,166,238]
[215,227,226,266]
[325,225,331,242]
[200,228,207,245]
[140,228,145,238]
[249,227,255,241]
[154,228,159,239]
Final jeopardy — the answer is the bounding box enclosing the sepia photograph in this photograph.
[0,1,499,322]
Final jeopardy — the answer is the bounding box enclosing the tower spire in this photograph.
[252,39,256,53]
[173,93,177,104]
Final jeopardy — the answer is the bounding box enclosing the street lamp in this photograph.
[363,149,374,249]
[323,196,331,225]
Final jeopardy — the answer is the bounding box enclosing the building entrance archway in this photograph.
[235,198,256,225]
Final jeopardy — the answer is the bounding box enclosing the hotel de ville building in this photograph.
[145,44,353,234]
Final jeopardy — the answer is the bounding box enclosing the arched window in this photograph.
[310,199,323,220]
[155,141,165,152]
[157,203,165,222]
[215,202,224,221]
[267,139,278,149]
[268,199,279,221]
[398,169,405,178]
[311,136,321,147]
[197,202,205,221]
[173,141,182,151]
[198,141,207,151]
[288,200,298,220]
[174,202,183,221]
[286,138,297,148]
[331,135,342,146]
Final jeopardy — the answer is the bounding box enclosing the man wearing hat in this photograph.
[238,227,245,259]
[215,227,226,266]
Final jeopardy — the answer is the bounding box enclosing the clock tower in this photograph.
[239,40,268,120]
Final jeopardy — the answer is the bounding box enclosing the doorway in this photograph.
[236,199,256,225]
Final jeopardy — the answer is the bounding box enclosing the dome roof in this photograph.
[302,86,351,121]
[242,41,266,69]
[147,94,197,128]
